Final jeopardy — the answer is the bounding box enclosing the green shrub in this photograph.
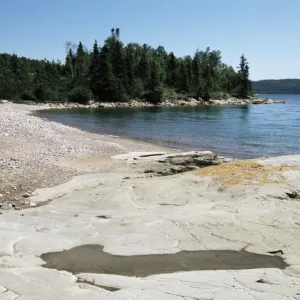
[145,88,164,104]
[211,91,231,100]
[20,91,37,101]
[67,86,92,104]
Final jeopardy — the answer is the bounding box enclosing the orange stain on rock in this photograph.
[193,161,299,186]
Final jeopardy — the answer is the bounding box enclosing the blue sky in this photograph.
[1,0,299,80]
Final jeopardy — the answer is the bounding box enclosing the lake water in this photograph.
[39,94,300,159]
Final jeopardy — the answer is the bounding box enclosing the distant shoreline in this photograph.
[4,96,285,110]
[252,78,300,94]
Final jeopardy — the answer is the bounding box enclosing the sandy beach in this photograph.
[1,103,300,299]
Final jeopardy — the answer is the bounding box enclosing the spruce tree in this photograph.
[138,44,151,89]
[66,48,75,80]
[75,41,89,86]
[146,61,163,104]
[166,52,178,88]
[192,51,201,96]
[89,40,101,100]
[98,45,117,101]
[179,62,189,93]
[238,54,250,98]
[125,45,137,97]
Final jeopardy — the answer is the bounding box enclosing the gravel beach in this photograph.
[0,102,169,209]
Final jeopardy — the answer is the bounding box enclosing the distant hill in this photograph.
[252,79,300,94]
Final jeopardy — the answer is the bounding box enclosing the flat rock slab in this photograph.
[76,269,300,299]
[112,151,218,163]
[259,155,300,166]
[1,155,300,299]
[112,152,167,160]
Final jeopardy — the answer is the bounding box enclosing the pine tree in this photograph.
[146,61,163,104]
[112,31,127,101]
[147,61,161,90]
[192,51,201,95]
[75,41,89,86]
[9,54,29,99]
[66,48,75,80]
[98,45,117,101]
[185,56,193,94]
[138,44,151,89]
[166,52,178,88]
[125,45,137,97]
[89,40,101,100]
[238,54,250,98]
[179,62,189,92]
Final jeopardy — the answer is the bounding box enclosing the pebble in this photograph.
[23,192,31,198]
[0,203,12,210]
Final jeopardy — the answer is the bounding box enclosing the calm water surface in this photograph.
[39,94,300,158]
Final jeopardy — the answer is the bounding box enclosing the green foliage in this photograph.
[20,91,37,101]
[67,86,92,104]
[236,54,253,98]
[211,91,231,100]
[0,29,252,103]
[145,87,164,104]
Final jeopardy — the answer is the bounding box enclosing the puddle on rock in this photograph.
[41,245,288,277]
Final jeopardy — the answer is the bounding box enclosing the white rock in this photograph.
[0,203,12,210]
[112,152,167,160]
[0,163,300,298]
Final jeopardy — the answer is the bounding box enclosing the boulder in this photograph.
[263,99,274,104]
[114,151,230,176]
[252,99,264,104]
[159,151,219,167]
[209,100,227,105]
[0,99,10,104]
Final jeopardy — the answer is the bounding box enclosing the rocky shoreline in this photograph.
[2,96,285,109]
[0,103,173,210]
[1,102,300,299]
[0,102,235,211]
[0,98,286,209]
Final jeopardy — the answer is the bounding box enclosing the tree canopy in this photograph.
[0,29,253,104]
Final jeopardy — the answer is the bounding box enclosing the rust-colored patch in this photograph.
[193,161,299,186]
